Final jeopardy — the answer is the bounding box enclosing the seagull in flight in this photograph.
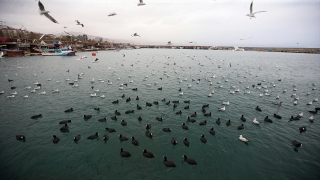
[188,41,196,43]
[131,33,140,37]
[108,12,117,16]
[64,31,73,37]
[240,36,253,40]
[38,0,58,24]
[167,41,172,45]
[246,1,267,19]
[138,0,146,6]
[75,20,84,27]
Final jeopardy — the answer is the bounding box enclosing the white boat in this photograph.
[42,48,76,56]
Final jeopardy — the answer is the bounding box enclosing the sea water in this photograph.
[0,49,319,179]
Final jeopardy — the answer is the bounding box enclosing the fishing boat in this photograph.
[2,49,25,57]
[41,48,76,56]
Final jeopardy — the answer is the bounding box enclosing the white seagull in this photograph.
[222,101,229,105]
[239,135,249,142]
[246,1,267,19]
[138,0,145,6]
[7,95,15,98]
[131,33,140,37]
[218,106,226,111]
[39,91,46,95]
[38,0,58,23]
[253,118,260,124]
[22,95,28,98]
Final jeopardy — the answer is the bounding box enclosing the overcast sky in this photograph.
[0,0,319,47]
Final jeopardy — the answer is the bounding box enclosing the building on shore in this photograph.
[1,25,319,55]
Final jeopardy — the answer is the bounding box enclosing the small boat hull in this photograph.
[41,49,76,56]
[3,50,25,57]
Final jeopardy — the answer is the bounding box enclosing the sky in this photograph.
[0,0,319,47]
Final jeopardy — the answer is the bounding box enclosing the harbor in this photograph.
[1,25,319,57]
[1,0,320,179]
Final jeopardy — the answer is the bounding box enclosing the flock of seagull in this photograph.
[37,0,266,44]
[4,50,318,168]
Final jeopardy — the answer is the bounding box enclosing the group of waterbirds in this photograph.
[16,78,314,154]
[6,50,318,169]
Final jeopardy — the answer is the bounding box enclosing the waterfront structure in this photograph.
[1,25,319,55]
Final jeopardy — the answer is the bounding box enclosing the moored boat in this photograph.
[41,48,76,56]
[3,49,25,57]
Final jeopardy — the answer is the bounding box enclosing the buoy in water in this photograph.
[92,52,96,56]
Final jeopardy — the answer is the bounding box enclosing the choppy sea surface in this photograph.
[0,49,319,180]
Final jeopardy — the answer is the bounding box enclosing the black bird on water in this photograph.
[264,116,273,123]
[183,138,190,147]
[74,134,81,141]
[292,140,302,147]
[143,149,154,158]
[87,132,98,139]
[255,106,262,111]
[105,128,116,133]
[171,137,178,145]
[115,110,121,115]
[274,113,282,119]
[163,156,176,167]
[210,127,215,135]
[216,118,221,125]
[163,128,171,132]
[183,155,197,165]
[31,114,42,119]
[241,115,246,122]
[16,135,25,141]
[120,148,131,157]
[64,108,73,113]
[52,135,60,143]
